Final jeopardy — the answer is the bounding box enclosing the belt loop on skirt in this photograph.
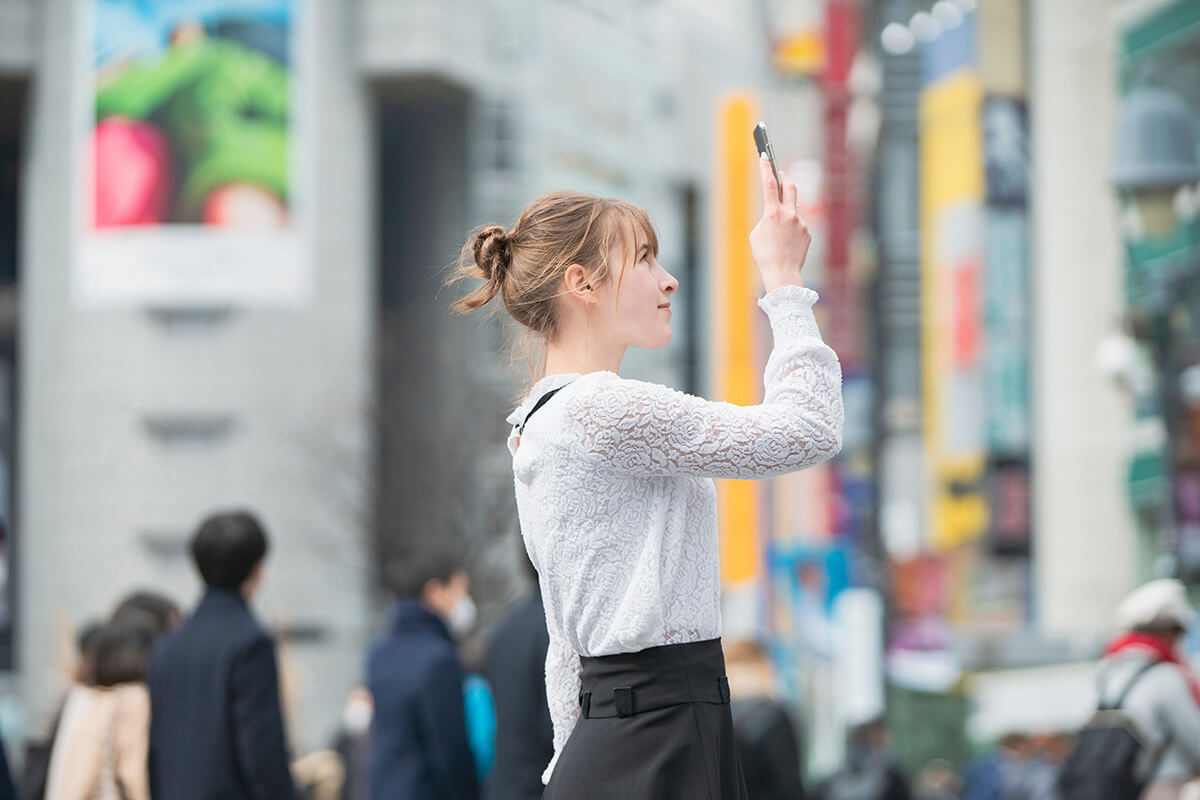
[613,686,635,718]
[718,676,731,704]
[580,689,592,719]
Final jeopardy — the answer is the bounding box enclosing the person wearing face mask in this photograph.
[367,547,479,800]
[332,687,372,800]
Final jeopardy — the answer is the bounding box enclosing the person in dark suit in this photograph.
[147,510,297,800]
[367,547,479,800]
[483,559,553,800]
[723,640,807,800]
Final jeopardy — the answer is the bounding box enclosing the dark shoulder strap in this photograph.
[1100,658,1161,710]
[517,386,567,435]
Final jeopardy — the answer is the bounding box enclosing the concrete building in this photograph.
[0,0,784,750]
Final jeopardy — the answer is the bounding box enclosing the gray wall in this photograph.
[19,0,373,748]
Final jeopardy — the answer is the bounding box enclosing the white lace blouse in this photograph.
[504,285,843,782]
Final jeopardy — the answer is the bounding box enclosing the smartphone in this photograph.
[753,122,782,202]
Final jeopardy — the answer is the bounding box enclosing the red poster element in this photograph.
[952,258,981,367]
[94,118,173,228]
[891,554,949,617]
[823,0,857,84]
[821,0,861,367]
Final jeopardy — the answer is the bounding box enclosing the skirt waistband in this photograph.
[578,638,729,719]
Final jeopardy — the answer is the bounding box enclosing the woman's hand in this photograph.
[749,155,812,293]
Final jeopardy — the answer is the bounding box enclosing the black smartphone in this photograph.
[753,122,782,202]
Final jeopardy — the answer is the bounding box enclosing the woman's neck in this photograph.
[543,336,625,378]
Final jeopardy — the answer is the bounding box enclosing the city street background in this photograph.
[0,0,1198,789]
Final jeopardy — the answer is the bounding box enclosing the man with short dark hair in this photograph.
[147,510,298,800]
[367,547,479,800]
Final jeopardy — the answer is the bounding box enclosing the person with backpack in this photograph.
[1058,578,1200,800]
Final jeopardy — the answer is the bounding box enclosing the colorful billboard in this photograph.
[920,21,988,552]
[78,0,308,306]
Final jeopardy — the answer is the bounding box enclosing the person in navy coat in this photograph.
[367,547,479,800]
[147,510,297,800]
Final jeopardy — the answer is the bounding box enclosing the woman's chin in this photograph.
[645,331,673,350]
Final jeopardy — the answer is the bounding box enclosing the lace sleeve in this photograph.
[541,614,582,784]
[570,286,843,479]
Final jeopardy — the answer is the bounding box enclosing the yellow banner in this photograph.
[715,94,761,584]
[919,71,989,550]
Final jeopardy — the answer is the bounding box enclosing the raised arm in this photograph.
[567,286,842,479]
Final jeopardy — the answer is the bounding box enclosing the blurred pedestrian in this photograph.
[724,640,807,800]
[1005,747,1058,800]
[291,750,344,800]
[0,728,15,800]
[147,510,298,800]
[483,558,553,800]
[110,590,181,636]
[332,687,372,800]
[820,718,912,800]
[915,759,961,800]
[367,547,479,800]
[962,735,1027,800]
[45,610,157,800]
[1006,733,1063,800]
[23,620,103,800]
[451,142,839,797]
[462,673,495,786]
[1059,578,1200,800]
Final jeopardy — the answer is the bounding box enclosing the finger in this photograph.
[759,155,780,210]
[780,172,798,213]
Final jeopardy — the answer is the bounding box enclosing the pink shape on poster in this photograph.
[93,117,173,228]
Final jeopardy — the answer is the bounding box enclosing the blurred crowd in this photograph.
[6,508,1200,800]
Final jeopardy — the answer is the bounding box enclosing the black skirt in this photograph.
[543,638,750,800]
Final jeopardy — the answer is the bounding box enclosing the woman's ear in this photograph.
[563,263,597,303]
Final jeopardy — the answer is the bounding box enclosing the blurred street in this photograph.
[1,0,1200,797]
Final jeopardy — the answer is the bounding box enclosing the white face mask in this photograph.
[446,594,477,637]
[342,698,373,736]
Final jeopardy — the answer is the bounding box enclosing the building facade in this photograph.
[0,0,780,750]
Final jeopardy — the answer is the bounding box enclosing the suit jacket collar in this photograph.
[197,587,249,611]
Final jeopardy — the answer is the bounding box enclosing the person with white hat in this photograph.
[1098,579,1200,799]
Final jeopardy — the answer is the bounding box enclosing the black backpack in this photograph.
[1058,659,1162,800]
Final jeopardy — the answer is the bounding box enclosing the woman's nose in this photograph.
[662,271,679,294]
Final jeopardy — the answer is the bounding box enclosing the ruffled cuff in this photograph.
[758,285,821,340]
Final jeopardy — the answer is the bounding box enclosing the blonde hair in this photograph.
[450,191,658,341]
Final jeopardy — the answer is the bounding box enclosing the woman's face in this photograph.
[595,236,679,350]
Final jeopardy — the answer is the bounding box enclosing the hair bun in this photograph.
[473,225,512,282]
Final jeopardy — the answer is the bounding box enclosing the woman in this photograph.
[452,155,842,797]
[45,611,156,800]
